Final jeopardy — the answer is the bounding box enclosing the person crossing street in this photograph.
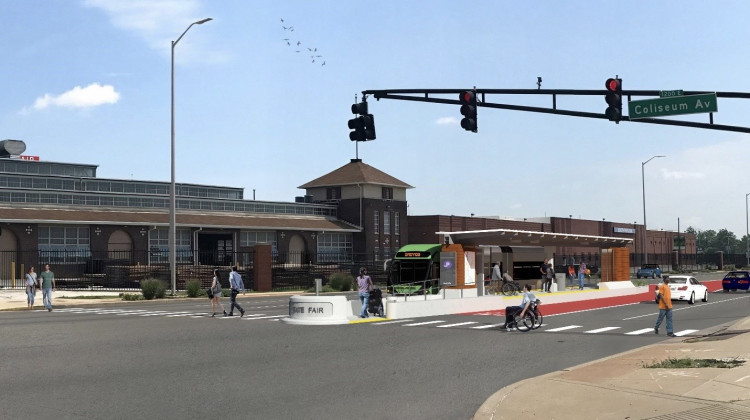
[227,266,246,317]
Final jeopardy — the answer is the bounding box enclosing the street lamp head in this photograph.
[196,18,212,24]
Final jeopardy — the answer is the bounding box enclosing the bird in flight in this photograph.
[280,19,326,67]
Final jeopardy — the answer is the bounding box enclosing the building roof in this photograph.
[298,159,413,189]
[0,207,360,232]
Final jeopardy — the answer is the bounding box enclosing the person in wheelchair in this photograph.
[500,283,536,331]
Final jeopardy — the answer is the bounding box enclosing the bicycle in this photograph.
[501,280,522,296]
[512,299,543,332]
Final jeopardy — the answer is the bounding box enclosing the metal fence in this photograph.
[0,250,388,291]
[2,249,745,291]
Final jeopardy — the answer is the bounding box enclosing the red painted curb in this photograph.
[472,280,723,317]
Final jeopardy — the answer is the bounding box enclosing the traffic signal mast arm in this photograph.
[361,88,750,134]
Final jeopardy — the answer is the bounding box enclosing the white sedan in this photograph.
[654,275,708,305]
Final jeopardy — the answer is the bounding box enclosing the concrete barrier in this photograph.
[281,295,353,325]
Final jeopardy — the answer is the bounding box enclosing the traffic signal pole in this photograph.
[361,88,750,134]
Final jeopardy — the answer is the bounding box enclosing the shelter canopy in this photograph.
[437,228,633,248]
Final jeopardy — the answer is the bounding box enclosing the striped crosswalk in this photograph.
[54,307,286,321]
[369,317,700,337]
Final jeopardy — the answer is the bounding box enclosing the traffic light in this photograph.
[348,101,376,141]
[605,77,623,123]
[459,90,478,132]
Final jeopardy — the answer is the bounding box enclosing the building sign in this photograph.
[289,301,334,318]
[613,227,636,234]
[19,155,39,161]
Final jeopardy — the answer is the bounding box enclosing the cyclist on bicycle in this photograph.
[500,284,536,331]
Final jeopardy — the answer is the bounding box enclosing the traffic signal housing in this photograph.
[459,90,478,132]
[348,101,376,141]
[605,78,623,123]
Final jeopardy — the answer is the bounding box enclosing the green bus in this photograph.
[385,244,442,294]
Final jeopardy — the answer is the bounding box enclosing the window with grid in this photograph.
[394,212,400,236]
[373,211,379,234]
[383,212,391,235]
[317,233,352,262]
[38,226,90,264]
[326,187,341,200]
[240,231,277,255]
[148,228,192,264]
[382,187,393,199]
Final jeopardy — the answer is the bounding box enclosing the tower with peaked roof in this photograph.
[299,159,412,260]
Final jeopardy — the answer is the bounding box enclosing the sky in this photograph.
[2,1,750,239]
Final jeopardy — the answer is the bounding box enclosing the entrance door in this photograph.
[198,233,233,266]
[288,234,305,265]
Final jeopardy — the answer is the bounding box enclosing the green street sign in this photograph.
[628,93,717,119]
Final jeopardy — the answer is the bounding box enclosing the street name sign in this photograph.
[628,93,717,119]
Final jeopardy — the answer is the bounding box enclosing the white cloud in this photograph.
[436,117,458,125]
[82,0,225,63]
[32,83,120,110]
[660,168,706,180]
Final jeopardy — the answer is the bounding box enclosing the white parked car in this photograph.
[654,275,708,305]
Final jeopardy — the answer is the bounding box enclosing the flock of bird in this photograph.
[281,18,325,66]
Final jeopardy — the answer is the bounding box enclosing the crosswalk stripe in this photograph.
[371,319,415,325]
[437,322,478,328]
[404,320,446,327]
[626,328,656,335]
[585,327,621,334]
[546,325,582,332]
[243,315,286,320]
[472,323,506,330]
[674,329,699,337]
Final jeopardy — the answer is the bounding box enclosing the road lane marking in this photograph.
[472,323,506,329]
[404,320,446,327]
[546,325,582,332]
[371,319,415,325]
[625,328,655,335]
[585,327,621,334]
[622,294,750,320]
[437,322,478,328]
[673,329,699,336]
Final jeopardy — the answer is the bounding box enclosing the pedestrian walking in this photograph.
[654,276,675,336]
[577,261,587,290]
[210,269,227,318]
[40,264,56,312]
[356,267,373,318]
[227,266,245,317]
[25,266,37,310]
[567,264,575,289]
[540,258,548,292]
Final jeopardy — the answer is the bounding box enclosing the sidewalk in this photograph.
[0,288,126,310]
[0,288,300,311]
[473,317,750,420]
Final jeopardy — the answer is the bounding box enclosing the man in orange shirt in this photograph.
[654,276,675,336]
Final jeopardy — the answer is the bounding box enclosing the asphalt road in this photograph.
[2,289,749,420]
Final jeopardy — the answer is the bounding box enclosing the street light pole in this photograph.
[746,192,749,267]
[170,17,212,296]
[641,155,665,265]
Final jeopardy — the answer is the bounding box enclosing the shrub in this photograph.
[121,293,144,301]
[328,272,354,291]
[185,280,203,298]
[141,278,167,300]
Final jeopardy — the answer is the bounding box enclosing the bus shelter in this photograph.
[436,228,634,289]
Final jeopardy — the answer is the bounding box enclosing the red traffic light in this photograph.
[459,91,475,104]
[606,78,621,92]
